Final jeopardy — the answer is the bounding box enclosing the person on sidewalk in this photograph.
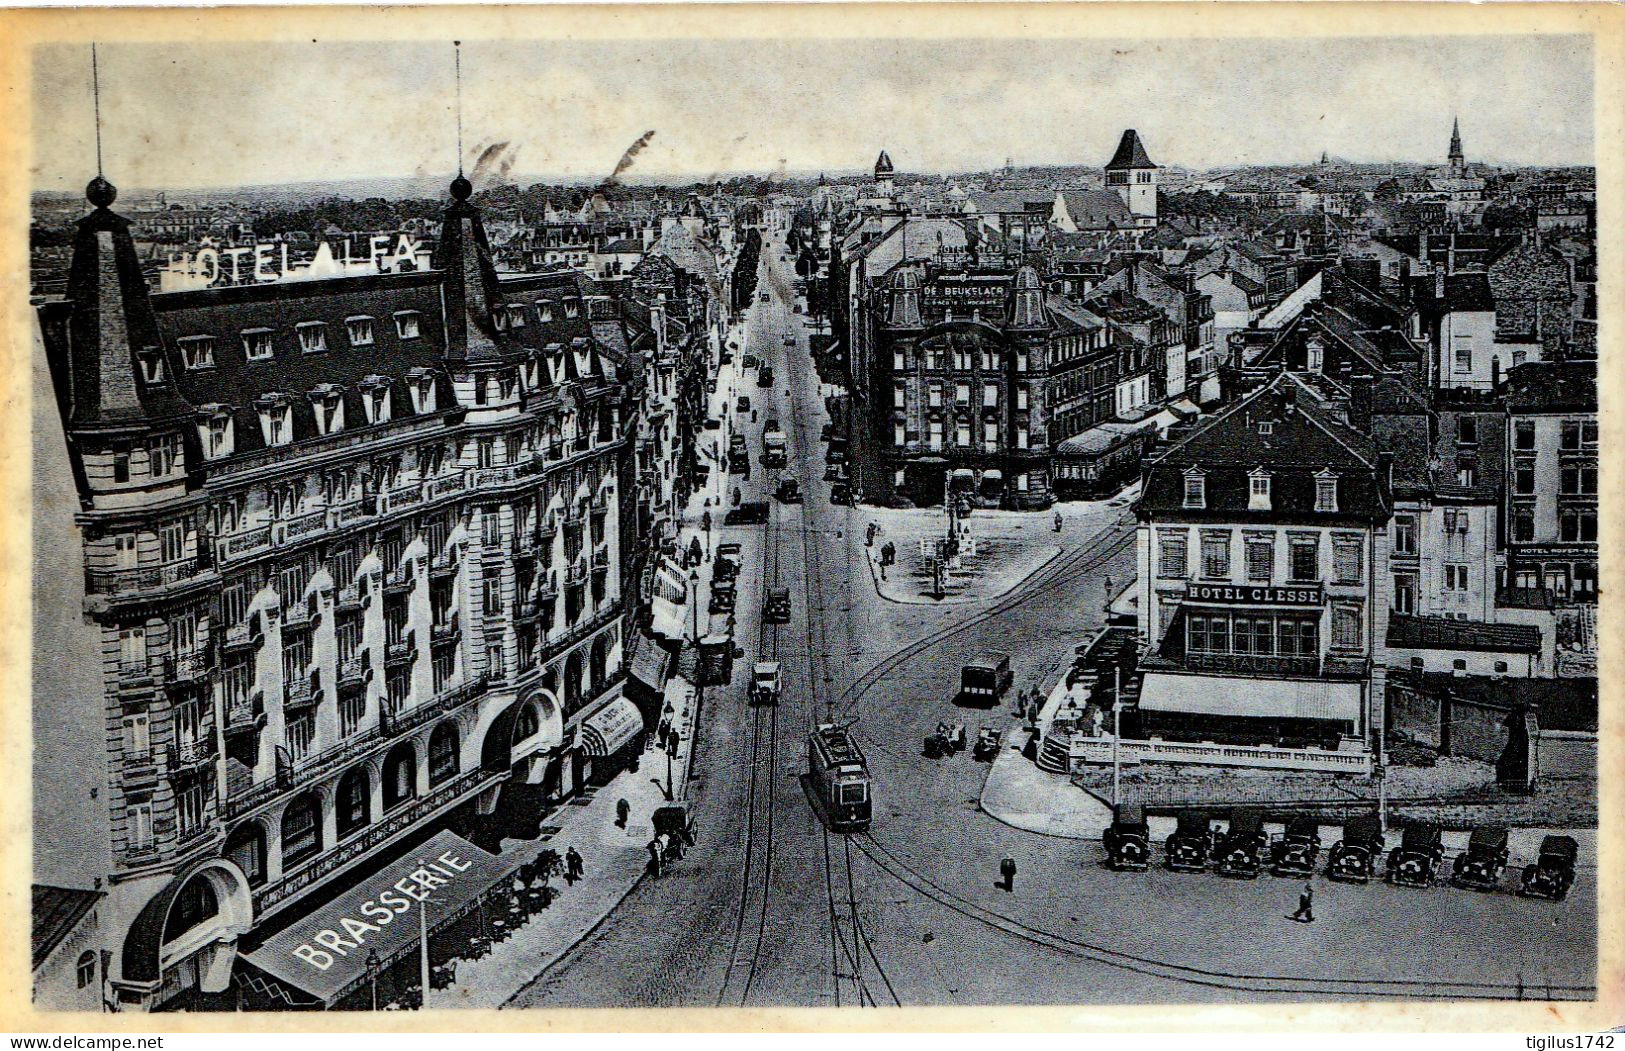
[566,846,584,883]
[999,856,1017,892]
[1292,882,1315,923]
[616,798,631,829]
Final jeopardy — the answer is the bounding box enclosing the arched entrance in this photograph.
[472,691,564,846]
[119,860,254,1010]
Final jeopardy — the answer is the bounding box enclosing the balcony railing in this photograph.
[384,562,416,596]
[281,601,314,631]
[222,614,263,652]
[335,582,367,613]
[383,673,489,739]
[278,509,327,544]
[162,649,213,684]
[385,632,415,665]
[423,471,468,501]
[87,556,205,596]
[469,465,521,489]
[217,526,273,565]
[338,655,369,690]
[592,550,610,572]
[253,766,498,916]
[431,613,460,646]
[429,549,458,579]
[224,691,265,736]
[168,738,214,772]
[386,482,423,512]
[284,673,317,712]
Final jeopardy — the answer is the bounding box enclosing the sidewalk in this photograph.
[428,663,701,1009]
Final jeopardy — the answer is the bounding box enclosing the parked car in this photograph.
[972,725,1002,762]
[758,366,775,388]
[956,652,1013,707]
[1326,815,1386,884]
[1451,827,1510,891]
[1269,817,1322,878]
[1214,809,1268,879]
[763,587,792,624]
[743,354,759,369]
[703,417,721,430]
[829,481,855,506]
[1104,805,1151,871]
[724,501,770,526]
[708,587,736,615]
[737,395,752,412]
[749,661,781,707]
[715,542,743,581]
[1387,823,1445,887]
[824,463,846,482]
[775,478,801,503]
[1165,810,1215,873]
[1518,834,1578,901]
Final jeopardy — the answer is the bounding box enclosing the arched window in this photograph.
[336,768,371,838]
[225,821,267,888]
[564,652,584,711]
[77,951,96,989]
[589,636,609,690]
[163,877,219,943]
[428,723,460,787]
[514,703,540,744]
[281,794,322,867]
[383,743,416,810]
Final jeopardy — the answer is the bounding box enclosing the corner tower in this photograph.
[1105,129,1158,225]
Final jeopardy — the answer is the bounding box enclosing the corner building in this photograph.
[34,174,641,1010]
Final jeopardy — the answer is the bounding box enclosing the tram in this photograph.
[807,723,872,832]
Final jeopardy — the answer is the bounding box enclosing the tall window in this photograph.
[296,323,328,355]
[1183,471,1206,509]
[383,745,416,809]
[1393,574,1416,615]
[893,382,906,408]
[1331,604,1363,650]
[1248,472,1271,511]
[281,795,322,866]
[126,802,154,851]
[1332,534,1364,584]
[1314,473,1338,512]
[1289,534,1319,582]
[148,434,180,477]
[336,769,370,838]
[1200,531,1231,579]
[1392,514,1417,555]
[1245,534,1274,582]
[1514,420,1536,451]
[428,723,459,786]
[1157,531,1188,578]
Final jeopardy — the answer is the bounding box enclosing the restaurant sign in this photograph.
[1185,583,1323,606]
[923,279,1009,309]
[244,830,509,1003]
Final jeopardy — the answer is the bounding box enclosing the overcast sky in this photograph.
[32,34,1593,193]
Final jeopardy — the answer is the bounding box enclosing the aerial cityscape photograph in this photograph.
[19,16,1603,1022]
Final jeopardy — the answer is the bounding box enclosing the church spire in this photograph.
[1448,116,1465,175]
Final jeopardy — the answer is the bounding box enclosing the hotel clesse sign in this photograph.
[1185,583,1324,606]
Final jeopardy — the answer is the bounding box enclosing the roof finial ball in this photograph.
[450,173,473,202]
[86,175,118,209]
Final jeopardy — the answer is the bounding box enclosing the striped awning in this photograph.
[580,697,643,758]
[1139,671,1362,722]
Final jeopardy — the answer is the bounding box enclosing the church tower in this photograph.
[874,149,895,197]
[1448,117,1466,177]
[1105,129,1158,225]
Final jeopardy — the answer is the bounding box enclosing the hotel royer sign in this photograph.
[1184,583,1325,606]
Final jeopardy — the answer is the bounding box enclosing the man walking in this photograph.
[615,798,630,829]
[999,856,1017,892]
[1292,882,1315,923]
[566,846,584,884]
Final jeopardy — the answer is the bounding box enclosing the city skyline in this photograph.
[32,34,1593,195]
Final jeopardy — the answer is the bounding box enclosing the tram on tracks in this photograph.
[807,723,872,832]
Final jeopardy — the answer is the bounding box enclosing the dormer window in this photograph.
[1315,471,1339,512]
[296,322,328,355]
[256,394,294,447]
[1248,469,1271,511]
[1182,469,1206,509]
[394,311,422,340]
[1257,421,1274,436]
[539,303,554,322]
[564,302,580,319]
[147,434,181,478]
[407,369,437,414]
[360,377,392,425]
[508,306,526,329]
[198,406,235,460]
[241,328,274,362]
[309,385,345,435]
[346,316,375,347]
[136,347,166,384]
[178,336,216,371]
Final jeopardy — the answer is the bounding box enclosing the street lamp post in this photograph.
[689,569,701,646]
[1111,662,1122,809]
[366,949,381,1011]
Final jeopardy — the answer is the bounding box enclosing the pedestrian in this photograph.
[566,846,584,883]
[1292,882,1315,923]
[647,838,663,877]
[616,798,630,829]
[999,856,1017,892]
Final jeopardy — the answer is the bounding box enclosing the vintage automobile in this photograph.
[972,725,1002,762]
[923,720,965,759]
[956,652,1013,707]
[737,395,752,412]
[715,542,744,582]
[708,583,736,615]
[724,501,771,526]
[749,660,782,707]
[1103,804,1151,871]
[1518,834,1578,901]
[759,291,770,302]
[775,478,802,503]
[1214,809,1268,879]
[703,416,722,430]
[758,366,775,388]
[1451,827,1511,891]
[1326,815,1386,884]
[1269,816,1323,878]
[823,463,846,482]
[764,587,792,624]
[743,354,760,370]
[1387,823,1446,887]
[783,334,795,347]
[830,482,855,506]
[1165,810,1215,873]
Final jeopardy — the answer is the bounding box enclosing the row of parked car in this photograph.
[1102,806,1578,901]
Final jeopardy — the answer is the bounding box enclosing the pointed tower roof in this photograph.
[1448,117,1465,161]
[63,176,193,430]
[432,174,517,366]
[874,150,895,176]
[1104,129,1157,170]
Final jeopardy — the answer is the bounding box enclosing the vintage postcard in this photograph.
[1,1,1619,1032]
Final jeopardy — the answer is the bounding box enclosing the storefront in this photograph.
[577,697,645,787]
[239,831,511,1010]
[1135,669,1364,750]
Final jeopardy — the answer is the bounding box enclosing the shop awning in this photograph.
[628,634,672,693]
[579,697,643,757]
[242,831,508,1006]
[1138,671,1362,722]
